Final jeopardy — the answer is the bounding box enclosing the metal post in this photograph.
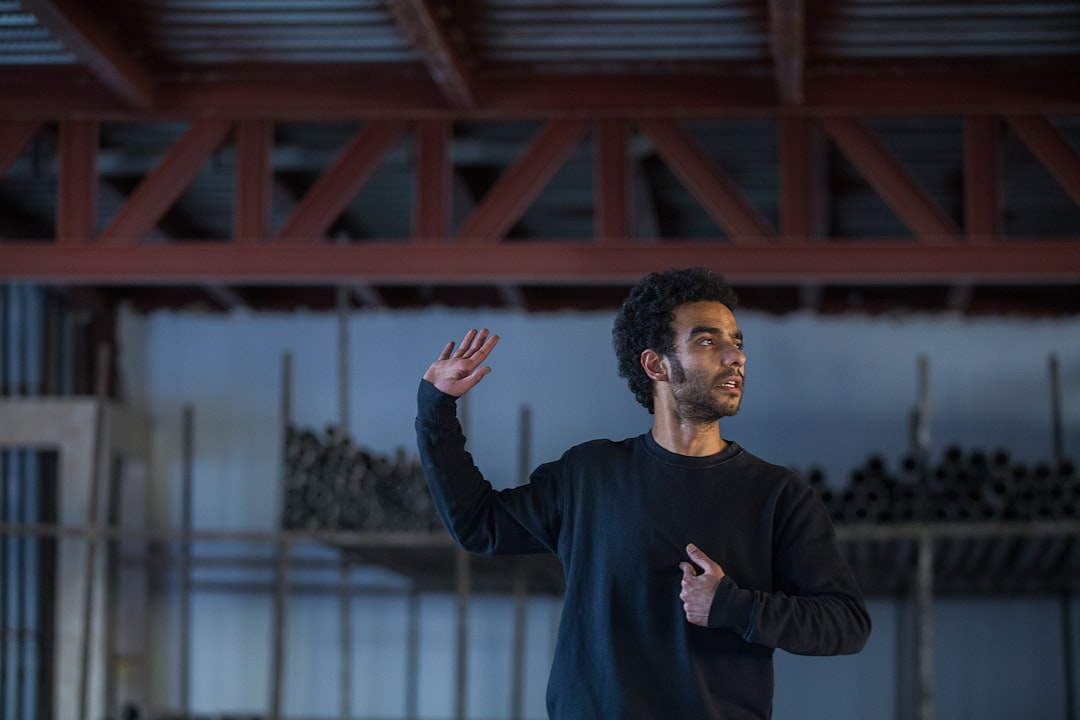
[179,406,194,718]
[510,562,528,720]
[339,559,352,720]
[405,591,421,720]
[1065,591,1077,720]
[78,343,109,720]
[454,548,471,720]
[1049,354,1063,463]
[270,353,293,720]
[510,404,532,720]
[915,531,935,720]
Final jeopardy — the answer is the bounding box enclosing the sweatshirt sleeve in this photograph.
[415,379,558,555]
[706,484,871,656]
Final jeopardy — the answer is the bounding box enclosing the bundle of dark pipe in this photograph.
[281,424,441,532]
[807,446,1078,524]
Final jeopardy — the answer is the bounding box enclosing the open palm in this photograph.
[423,328,500,397]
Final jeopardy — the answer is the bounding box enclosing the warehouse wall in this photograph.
[116,304,1080,719]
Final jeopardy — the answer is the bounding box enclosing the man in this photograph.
[415,267,870,719]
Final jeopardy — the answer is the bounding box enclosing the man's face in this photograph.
[665,301,745,423]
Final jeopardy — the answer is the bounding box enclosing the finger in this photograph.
[679,562,697,580]
[686,544,721,576]
[453,329,479,358]
[437,340,456,361]
[470,333,499,362]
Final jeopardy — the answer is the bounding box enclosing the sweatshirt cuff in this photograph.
[417,378,460,427]
[707,575,753,636]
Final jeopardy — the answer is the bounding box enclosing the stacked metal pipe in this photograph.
[811,446,1078,524]
[281,425,441,532]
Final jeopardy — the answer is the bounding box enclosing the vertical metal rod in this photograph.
[179,406,194,718]
[339,560,352,720]
[1049,354,1064,463]
[509,563,528,720]
[916,531,935,720]
[454,548,471,720]
[0,287,7,720]
[404,591,421,720]
[510,404,532,720]
[913,354,932,521]
[1065,591,1077,720]
[337,286,350,437]
[78,343,110,720]
[269,536,289,720]
[270,353,293,720]
[337,278,352,719]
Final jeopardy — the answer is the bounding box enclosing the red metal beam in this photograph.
[414,119,451,241]
[274,120,409,241]
[19,0,154,109]
[0,121,41,177]
[779,116,822,238]
[595,119,630,242]
[386,0,475,109]
[234,121,274,242]
[964,116,1001,238]
[768,0,805,105]
[57,121,98,244]
[3,69,1080,121]
[1,241,1076,284]
[1006,115,1080,207]
[455,120,589,243]
[636,118,774,241]
[819,116,960,240]
[99,120,235,244]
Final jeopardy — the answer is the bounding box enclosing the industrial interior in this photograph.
[1,0,1080,719]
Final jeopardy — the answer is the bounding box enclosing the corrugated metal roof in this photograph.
[0,0,74,64]
[98,0,416,65]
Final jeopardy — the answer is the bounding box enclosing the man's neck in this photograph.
[650,413,727,457]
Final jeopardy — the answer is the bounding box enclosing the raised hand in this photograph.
[679,543,726,627]
[423,328,500,397]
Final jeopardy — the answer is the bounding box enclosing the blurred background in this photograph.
[1,1,1079,719]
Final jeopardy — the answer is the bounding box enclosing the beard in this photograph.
[669,355,742,423]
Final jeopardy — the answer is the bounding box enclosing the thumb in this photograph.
[686,543,722,576]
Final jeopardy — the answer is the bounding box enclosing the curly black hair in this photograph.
[612,267,738,413]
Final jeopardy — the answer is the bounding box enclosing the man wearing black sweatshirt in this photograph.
[415,268,870,719]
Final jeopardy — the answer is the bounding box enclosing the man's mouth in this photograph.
[717,375,742,390]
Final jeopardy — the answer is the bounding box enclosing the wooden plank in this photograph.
[636,117,774,241]
[455,120,588,243]
[275,120,408,241]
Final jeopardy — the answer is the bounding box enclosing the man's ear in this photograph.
[641,349,667,382]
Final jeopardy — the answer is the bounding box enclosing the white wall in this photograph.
[117,304,1080,719]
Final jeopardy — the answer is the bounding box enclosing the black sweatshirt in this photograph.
[416,380,871,719]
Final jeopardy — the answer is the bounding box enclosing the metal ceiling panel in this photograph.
[0,0,74,64]
[815,0,1080,59]
[95,0,418,65]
